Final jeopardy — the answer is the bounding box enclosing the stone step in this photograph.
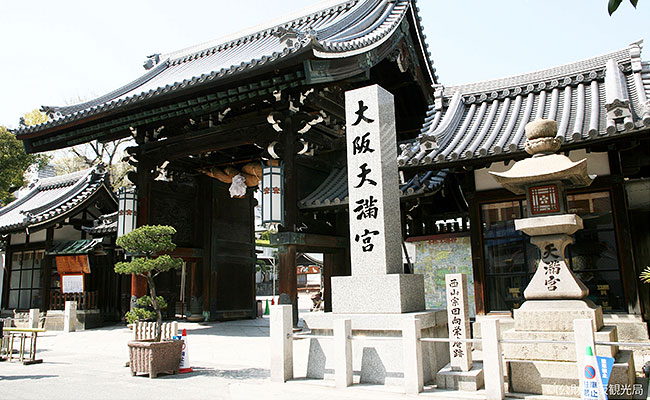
[435,361,484,391]
[513,300,604,332]
[501,325,618,361]
[507,349,635,397]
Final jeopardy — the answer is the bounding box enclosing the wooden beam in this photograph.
[139,115,273,160]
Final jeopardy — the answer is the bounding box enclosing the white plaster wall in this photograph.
[12,233,26,245]
[29,229,47,243]
[53,225,82,242]
[474,151,610,192]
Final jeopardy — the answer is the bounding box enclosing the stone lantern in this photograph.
[487,119,635,396]
[490,119,594,303]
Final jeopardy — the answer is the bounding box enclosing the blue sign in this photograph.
[597,356,615,392]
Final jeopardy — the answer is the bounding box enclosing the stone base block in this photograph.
[331,274,425,313]
[300,311,448,386]
[507,350,635,397]
[435,362,484,391]
[502,325,618,361]
[513,299,603,332]
[40,309,102,331]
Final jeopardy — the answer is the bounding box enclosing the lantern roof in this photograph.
[0,165,117,234]
[488,154,594,195]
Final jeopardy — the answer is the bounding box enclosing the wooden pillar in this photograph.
[464,171,486,315]
[608,150,642,315]
[281,115,298,232]
[42,227,54,311]
[131,155,152,299]
[611,181,642,314]
[1,237,10,308]
[323,251,347,312]
[278,244,297,300]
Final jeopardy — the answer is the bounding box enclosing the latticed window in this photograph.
[480,191,624,313]
[8,250,45,309]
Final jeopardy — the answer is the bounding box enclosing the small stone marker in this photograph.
[445,273,472,371]
[64,300,77,333]
[29,308,39,329]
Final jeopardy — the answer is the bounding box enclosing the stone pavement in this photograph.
[1,315,647,400]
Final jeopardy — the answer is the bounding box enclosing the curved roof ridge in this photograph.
[163,0,355,62]
[445,44,636,97]
[0,168,92,219]
[36,167,94,189]
[42,61,169,118]
[0,165,112,233]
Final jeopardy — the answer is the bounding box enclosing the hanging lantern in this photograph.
[261,162,284,225]
[117,187,138,238]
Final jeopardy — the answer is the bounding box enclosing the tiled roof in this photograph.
[82,211,118,235]
[17,0,433,138]
[299,167,447,209]
[46,238,103,255]
[0,166,115,234]
[398,42,650,168]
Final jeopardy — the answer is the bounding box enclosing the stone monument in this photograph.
[489,119,635,396]
[302,85,448,386]
[435,273,485,391]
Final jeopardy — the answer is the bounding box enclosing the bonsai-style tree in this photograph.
[115,225,183,341]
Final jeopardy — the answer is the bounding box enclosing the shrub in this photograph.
[115,225,182,341]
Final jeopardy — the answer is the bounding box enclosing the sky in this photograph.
[0,0,648,129]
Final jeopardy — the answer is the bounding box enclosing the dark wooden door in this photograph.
[207,181,256,320]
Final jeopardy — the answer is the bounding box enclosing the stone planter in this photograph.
[128,339,183,378]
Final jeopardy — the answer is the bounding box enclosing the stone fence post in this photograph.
[270,305,293,382]
[29,308,39,329]
[334,318,352,388]
[402,318,423,394]
[64,301,77,333]
[482,318,505,399]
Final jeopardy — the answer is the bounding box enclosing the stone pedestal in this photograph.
[301,311,448,386]
[435,362,485,391]
[504,300,635,396]
[331,274,425,314]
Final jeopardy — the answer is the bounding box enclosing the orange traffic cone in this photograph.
[179,329,193,373]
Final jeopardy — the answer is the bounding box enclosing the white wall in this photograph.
[53,225,82,242]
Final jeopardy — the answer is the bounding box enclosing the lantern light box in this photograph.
[117,187,138,238]
[261,163,283,225]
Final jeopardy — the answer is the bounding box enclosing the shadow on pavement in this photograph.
[0,375,59,380]
[166,367,270,380]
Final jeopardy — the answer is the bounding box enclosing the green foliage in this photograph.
[0,126,50,206]
[22,109,49,126]
[125,308,156,324]
[115,225,178,257]
[114,225,182,340]
[114,255,183,275]
[256,260,271,274]
[137,295,168,310]
[125,296,168,324]
[259,230,272,241]
[640,266,650,284]
[608,0,638,15]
